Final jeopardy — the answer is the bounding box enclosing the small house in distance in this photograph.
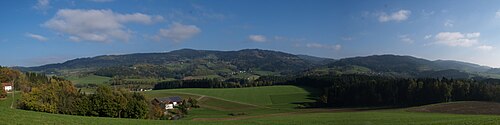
[1,83,12,92]
[153,96,183,109]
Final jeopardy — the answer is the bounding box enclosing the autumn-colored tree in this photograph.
[0,84,6,98]
[147,99,165,119]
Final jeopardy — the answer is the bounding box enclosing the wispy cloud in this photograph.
[25,33,48,41]
[477,45,494,51]
[399,35,414,44]
[248,35,267,42]
[496,10,500,18]
[88,0,114,2]
[444,20,454,27]
[33,0,50,12]
[341,36,353,41]
[166,4,226,22]
[424,35,432,40]
[377,10,411,22]
[421,10,435,17]
[306,43,341,51]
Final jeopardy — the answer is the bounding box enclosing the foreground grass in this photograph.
[3,96,500,125]
[3,85,500,124]
[243,110,500,125]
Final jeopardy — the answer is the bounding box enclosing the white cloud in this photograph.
[378,10,411,22]
[156,22,201,42]
[43,9,163,42]
[434,32,480,47]
[477,45,494,51]
[33,0,50,11]
[399,35,414,43]
[306,43,341,51]
[444,20,454,27]
[466,32,480,38]
[496,10,500,18]
[249,35,267,42]
[424,35,432,40]
[26,33,48,41]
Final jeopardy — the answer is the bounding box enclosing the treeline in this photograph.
[94,66,185,79]
[153,76,292,89]
[293,74,500,107]
[18,77,150,119]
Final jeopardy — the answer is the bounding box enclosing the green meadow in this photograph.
[2,86,500,125]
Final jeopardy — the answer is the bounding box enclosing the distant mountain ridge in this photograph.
[24,49,333,76]
[19,49,500,79]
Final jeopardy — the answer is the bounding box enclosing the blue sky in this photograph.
[1,0,500,67]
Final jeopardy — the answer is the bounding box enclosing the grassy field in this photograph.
[142,86,316,118]
[2,86,500,124]
[145,86,319,107]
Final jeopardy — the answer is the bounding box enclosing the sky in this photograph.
[1,0,500,67]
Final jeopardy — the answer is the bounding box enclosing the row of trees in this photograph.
[17,77,150,119]
[153,76,294,90]
[293,74,500,107]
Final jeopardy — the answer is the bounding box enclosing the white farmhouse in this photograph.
[153,96,183,110]
[2,83,12,92]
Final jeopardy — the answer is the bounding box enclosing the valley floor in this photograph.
[2,86,500,125]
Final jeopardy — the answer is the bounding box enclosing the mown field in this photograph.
[2,86,500,124]
[143,86,319,119]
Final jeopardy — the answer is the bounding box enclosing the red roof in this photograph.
[1,83,12,86]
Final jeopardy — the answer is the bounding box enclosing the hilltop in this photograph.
[20,49,332,78]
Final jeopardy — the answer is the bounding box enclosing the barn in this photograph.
[1,83,12,92]
[153,96,183,109]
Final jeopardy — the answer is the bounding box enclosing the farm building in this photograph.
[153,96,183,109]
[2,83,12,92]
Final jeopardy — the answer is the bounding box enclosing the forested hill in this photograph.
[320,54,495,78]
[23,49,334,75]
